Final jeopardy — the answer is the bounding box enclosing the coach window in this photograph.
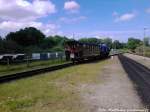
[90,46,91,51]
[93,46,94,51]
[93,46,94,52]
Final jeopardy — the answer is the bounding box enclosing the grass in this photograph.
[135,46,150,57]
[0,59,110,112]
[0,59,69,77]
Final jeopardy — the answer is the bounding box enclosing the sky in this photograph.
[0,0,150,42]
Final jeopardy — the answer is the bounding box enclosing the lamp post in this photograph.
[143,27,150,58]
[73,33,75,40]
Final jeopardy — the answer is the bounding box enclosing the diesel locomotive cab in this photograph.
[99,44,110,57]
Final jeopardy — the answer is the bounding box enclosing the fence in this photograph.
[0,52,68,76]
[0,52,66,66]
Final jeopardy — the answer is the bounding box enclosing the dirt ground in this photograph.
[124,53,150,69]
[80,56,145,112]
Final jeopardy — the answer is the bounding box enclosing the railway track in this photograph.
[118,55,150,108]
[0,63,73,84]
[0,54,120,84]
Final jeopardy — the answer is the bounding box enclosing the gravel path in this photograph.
[124,53,150,69]
[81,56,145,112]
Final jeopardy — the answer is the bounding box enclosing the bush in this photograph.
[135,46,150,57]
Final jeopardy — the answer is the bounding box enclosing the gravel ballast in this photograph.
[81,56,145,112]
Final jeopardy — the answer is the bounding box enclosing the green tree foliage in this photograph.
[6,27,45,46]
[127,38,142,51]
[121,43,127,49]
[79,37,101,44]
[112,40,127,49]
[0,36,2,44]
[0,36,2,41]
[144,37,150,46]
[135,46,150,57]
[78,38,88,43]
[0,36,4,54]
[51,35,69,46]
[45,35,69,51]
[40,37,55,49]
[101,38,112,48]
[2,40,22,53]
[24,45,43,53]
[2,27,71,53]
[112,40,121,49]
[2,27,145,54]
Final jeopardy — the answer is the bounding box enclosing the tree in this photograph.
[112,40,121,49]
[144,37,150,46]
[0,36,2,45]
[78,37,101,44]
[52,35,69,46]
[6,27,45,46]
[40,37,55,49]
[2,40,22,53]
[0,36,4,54]
[39,35,70,51]
[102,38,112,48]
[0,36,2,41]
[120,42,127,49]
[127,38,142,51]
[78,38,89,43]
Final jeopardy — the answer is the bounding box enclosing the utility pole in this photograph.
[73,33,75,40]
[143,28,147,58]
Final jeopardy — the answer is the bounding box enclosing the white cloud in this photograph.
[0,0,56,21]
[113,12,136,22]
[60,16,87,23]
[112,11,118,16]
[0,0,61,37]
[0,21,60,36]
[64,1,80,13]
[146,8,150,13]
